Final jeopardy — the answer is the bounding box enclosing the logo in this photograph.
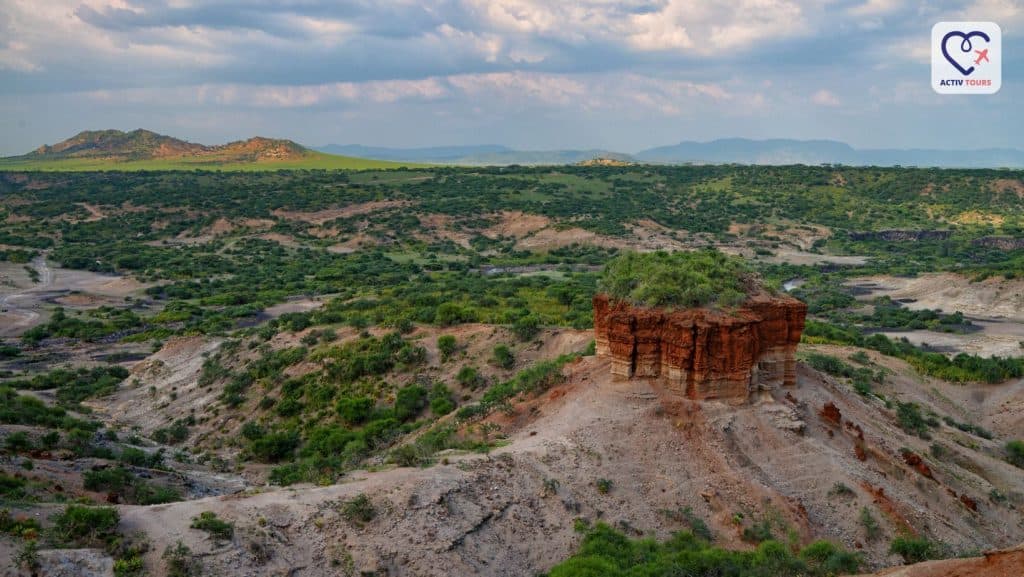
[932,22,1001,94]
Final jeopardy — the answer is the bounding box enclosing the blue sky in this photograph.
[0,0,1020,155]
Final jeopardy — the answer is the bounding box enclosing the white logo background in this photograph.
[931,22,1001,95]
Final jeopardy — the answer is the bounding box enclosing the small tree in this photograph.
[889,535,938,564]
[491,344,515,369]
[512,315,541,341]
[1006,440,1024,468]
[437,335,457,362]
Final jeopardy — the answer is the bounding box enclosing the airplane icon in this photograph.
[974,49,989,65]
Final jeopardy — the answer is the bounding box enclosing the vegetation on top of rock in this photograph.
[598,249,759,309]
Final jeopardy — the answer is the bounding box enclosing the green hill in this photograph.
[1,129,423,171]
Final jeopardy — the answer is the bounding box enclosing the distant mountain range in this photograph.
[5,131,1022,170]
[317,144,633,166]
[319,139,1024,168]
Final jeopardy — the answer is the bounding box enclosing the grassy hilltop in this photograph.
[0,129,422,171]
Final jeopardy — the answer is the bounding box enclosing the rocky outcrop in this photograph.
[593,293,806,403]
[972,236,1024,250]
[848,230,952,242]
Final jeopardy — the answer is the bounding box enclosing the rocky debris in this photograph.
[972,236,1024,250]
[848,230,952,242]
[34,548,113,577]
[900,450,936,481]
[820,402,842,426]
[759,402,806,433]
[959,493,979,512]
[593,293,806,403]
[864,543,1024,577]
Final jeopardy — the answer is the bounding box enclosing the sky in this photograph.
[0,0,1021,156]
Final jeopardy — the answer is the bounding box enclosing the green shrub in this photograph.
[437,335,457,362]
[394,385,426,422]
[895,402,935,439]
[0,474,27,500]
[341,494,375,526]
[113,554,144,577]
[1,508,42,537]
[52,505,119,546]
[547,522,858,577]
[889,536,940,564]
[249,431,300,463]
[1006,440,1024,468]
[84,467,134,493]
[190,511,233,541]
[598,249,754,309]
[512,314,542,341]
[5,431,32,453]
[163,541,200,577]
[429,383,456,416]
[336,396,374,424]
[491,344,515,369]
[456,365,483,388]
[799,540,862,575]
[859,507,881,542]
[741,517,775,544]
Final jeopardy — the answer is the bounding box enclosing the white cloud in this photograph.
[848,0,902,17]
[810,89,841,106]
[462,0,810,55]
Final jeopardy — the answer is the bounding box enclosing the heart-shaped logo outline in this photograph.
[941,30,990,76]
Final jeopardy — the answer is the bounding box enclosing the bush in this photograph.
[1006,440,1024,468]
[249,431,300,463]
[896,402,936,439]
[859,507,882,542]
[512,314,542,341]
[437,335,457,362]
[1,508,42,537]
[429,383,456,416]
[890,536,940,564]
[190,511,233,541]
[341,494,375,526]
[456,365,483,388]
[336,396,374,424]
[52,505,119,546]
[491,344,515,369]
[598,249,754,309]
[547,522,858,577]
[113,554,144,577]
[164,541,200,577]
[394,384,427,422]
[84,467,134,493]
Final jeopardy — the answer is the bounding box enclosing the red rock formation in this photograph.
[593,292,806,403]
[820,402,842,426]
[901,449,936,481]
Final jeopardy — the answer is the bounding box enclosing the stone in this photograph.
[593,292,806,403]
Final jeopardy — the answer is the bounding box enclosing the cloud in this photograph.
[810,89,841,106]
[848,0,902,17]
[0,0,1020,154]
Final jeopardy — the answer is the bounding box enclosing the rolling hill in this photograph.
[1,129,420,170]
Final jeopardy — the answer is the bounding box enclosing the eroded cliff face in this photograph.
[593,293,806,403]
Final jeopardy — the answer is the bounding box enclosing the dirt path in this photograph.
[0,255,50,336]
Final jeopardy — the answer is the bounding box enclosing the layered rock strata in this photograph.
[593,293,806,402]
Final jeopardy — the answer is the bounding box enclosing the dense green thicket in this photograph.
[547,523,860,577]
[803,320,1024,383]
[599,250,756,308]
[5,366,129,406]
